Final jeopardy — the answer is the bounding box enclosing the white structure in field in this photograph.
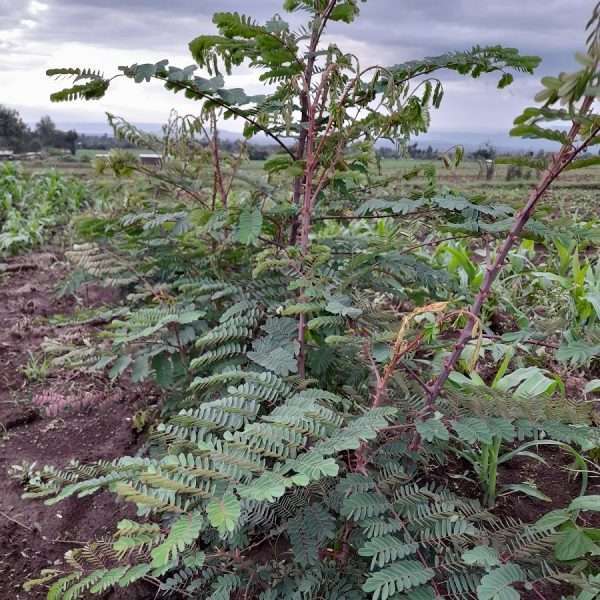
[139,153,162,167]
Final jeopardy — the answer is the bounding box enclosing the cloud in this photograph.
[29,1,49,16]
[0,0,594,133]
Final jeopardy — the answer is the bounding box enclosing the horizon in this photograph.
[15,119,563,153]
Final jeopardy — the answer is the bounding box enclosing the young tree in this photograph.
[32,2,600,599]
[47,0,539,378]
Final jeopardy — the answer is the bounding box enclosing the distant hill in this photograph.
[51,121,562,153]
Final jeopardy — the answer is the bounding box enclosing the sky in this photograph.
[0,0,595,138]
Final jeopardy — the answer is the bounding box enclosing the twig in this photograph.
[153,75,295,159]
[313,209,440,221]
[484,333,559,350]
[50,538,87,545]
[399,362,430,393]
[289,0,338,244]
[134,165,208,208]
[0,510,32,531]
[402,234,476,253]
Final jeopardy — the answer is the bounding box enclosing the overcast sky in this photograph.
[0,0,594,135]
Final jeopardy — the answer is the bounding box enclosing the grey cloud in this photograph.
[1,0,596,131]
[4,0,594,57]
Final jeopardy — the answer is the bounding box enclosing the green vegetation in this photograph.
[2,1,599,599]
[0,162,90,254]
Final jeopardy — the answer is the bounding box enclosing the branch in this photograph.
[134,165,209,208]
[289,1,337,244]
[425,95,598,410]
[153,75,295,158]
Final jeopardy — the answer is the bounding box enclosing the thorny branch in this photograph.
[425,95,599,411]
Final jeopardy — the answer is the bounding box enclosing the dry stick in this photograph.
[135,165,208,208]
[313,209,441,221]
[209,111,228,207]
[223,141,247,201]
[425,95,598,411]
[0,509,32,531]
[484,333,559,351]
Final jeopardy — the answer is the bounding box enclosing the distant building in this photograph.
[139,153,162,168]
[0,150,15,161]
[17,152,42,161]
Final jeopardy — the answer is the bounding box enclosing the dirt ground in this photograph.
[0,252,598,600]
[0,253,155,599]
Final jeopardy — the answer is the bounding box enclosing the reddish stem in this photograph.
[425,96,597,411]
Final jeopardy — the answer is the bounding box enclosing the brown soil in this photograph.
[0,253,155,599]
[496,446,600,524]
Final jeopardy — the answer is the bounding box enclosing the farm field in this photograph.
[1,1,600,599]
[1,148,599,599]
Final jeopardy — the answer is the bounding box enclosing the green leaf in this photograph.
[109,354,133,379]
[238,473,290,502]
[264,154,294,174]
[287,452,339,481]
[362,560,435,599]
[237,206,262,245]
[555,528,600,561]
[330,3,361,23]
[566,156,600,171]
[416,418,449,442]
[131,353,151,383]
[359,535,419,568]
[534,509,571,530]
[117,564,152,587]
[557,339,600,367]
[152,353,174,387]
[248,345,298,376]
[510,124,568,144]
[452,417,493,444]
[325,295,363,319]
[462,546,501,568]
[150,513,204,567]
[183,551,205,569]
[247,317,299,376]
[487,418,516,442]
[90,567,130,593]
[206,493,241,534]
[495,367,557,398]
[477,564,525,600]
[287,503,336,566]
[502,483,551,502]
[569,496,600,512]
[497,73,514,88]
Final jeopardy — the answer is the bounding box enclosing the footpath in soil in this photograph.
[0,252,154,599]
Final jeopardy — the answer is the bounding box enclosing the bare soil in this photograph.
[0,253,155,599]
